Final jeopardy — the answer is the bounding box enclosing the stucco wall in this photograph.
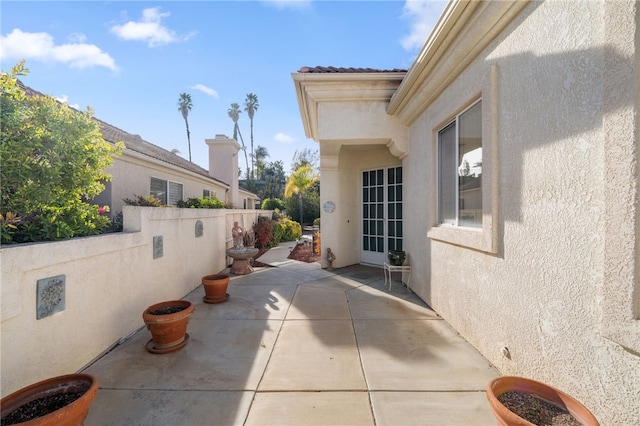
[0,206,267,397]
[403,1,639,424]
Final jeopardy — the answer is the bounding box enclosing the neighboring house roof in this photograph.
[96,117,227,185]
[298,66,407,73]
[17,80,228,187]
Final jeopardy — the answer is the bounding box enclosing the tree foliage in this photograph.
[244,93,259,179]
[291,148,319,172]
[177,93,193,162]
[285,165,319,225]
[262,160,286,199]
[227,102,249,178]
[1,61,123,243]
[284,182,320,225]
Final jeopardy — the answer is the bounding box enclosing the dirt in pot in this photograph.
[2,392,84,425]
[498,391,581,426]
[150,306,186,315]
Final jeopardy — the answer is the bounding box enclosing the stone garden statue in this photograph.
[232,221,244,249]
[243,223,256,248]
[326,248,336,271]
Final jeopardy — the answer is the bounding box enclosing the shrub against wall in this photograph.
[253,216,302,248]
[0,62,123,243]
[176,196,225,209]
[123,194,163,207]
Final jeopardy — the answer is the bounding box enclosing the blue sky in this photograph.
[1,1,446,174]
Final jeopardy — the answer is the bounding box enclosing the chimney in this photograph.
[206,134,240,207]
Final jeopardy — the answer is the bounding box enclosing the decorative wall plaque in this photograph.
[323,201,336,213]
[37,275,65,320]
[153,235,163,259]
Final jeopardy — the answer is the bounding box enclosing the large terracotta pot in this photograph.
[486,376,599,426]
[201,274,230,303]
[0,373,98,426]
[142,300,194,354]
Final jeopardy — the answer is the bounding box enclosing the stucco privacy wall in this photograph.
[0,206,268,397]
[400,1,639,424]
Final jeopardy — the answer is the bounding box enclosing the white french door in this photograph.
[361,167,403,265]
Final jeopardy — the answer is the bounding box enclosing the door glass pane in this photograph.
[388,168,395,184]
[388,204,395,219]
[363,171,369,187]
[377,170,383,185]
[388,186,395,202]
[396,167,402,184]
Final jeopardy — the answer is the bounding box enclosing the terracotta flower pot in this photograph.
[1,373,98,426]
[142,300,194,354]
[201,274,230,304]
[486,376,599,426]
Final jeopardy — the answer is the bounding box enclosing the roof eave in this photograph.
[292,72,406,142]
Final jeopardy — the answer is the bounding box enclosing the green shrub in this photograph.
[261,197,286,211]
[279,218,302,242]
[176,196,225,209]
[123,194,163,207]
[1,61,123,243]
[271,220,285,246]
[313,218,321,228]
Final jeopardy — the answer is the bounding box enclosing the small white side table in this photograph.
[383,262,412,291]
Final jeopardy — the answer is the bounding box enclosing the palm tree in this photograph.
[177,93,193,162]
[227,103,249,179]
[285,164,319,225]
[254,145,269,180]
[244,93,259,179]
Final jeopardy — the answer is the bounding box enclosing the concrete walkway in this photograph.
[84,242,499,425]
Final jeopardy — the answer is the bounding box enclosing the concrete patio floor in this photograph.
[83,242,500,425]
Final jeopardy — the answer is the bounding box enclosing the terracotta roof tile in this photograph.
[298,66,407,73]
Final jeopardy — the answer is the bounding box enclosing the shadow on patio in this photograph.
[83,244,498,425]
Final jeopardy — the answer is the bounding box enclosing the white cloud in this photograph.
[274,132,296,144]
[191,84,219,98]
[260,0,312,11]
[55,95,80,110]
[400,0,447,51]
[110,7,194,47]
[0,29,118,71]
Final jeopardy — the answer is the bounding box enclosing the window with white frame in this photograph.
[437,100,482,229]
[150,177,183,205]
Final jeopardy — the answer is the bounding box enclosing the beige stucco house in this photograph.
[293,1,639,424]
[94,124,258,214]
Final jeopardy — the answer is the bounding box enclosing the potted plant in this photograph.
[142,300,194,354]
[387,250,406,266]
[201,273,230,303]
[1,373,98,426]
[486,376,599,426]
